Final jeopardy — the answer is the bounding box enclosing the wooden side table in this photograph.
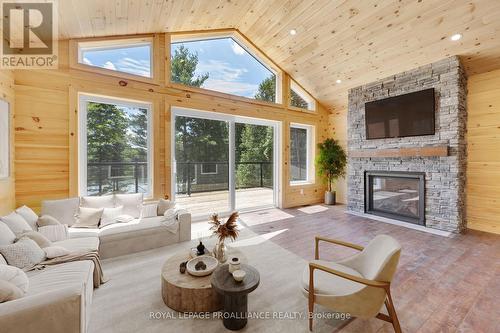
[211,264,260,331]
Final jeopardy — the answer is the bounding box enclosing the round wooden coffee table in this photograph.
[211,264,260,330]
[161,248,245,313]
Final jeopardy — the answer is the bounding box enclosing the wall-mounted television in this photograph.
[365,88,435,139]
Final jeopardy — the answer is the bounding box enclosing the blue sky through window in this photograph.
[171,38,275,99]
[81,44,151,78]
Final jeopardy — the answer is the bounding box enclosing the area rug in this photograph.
[89,227,348,332]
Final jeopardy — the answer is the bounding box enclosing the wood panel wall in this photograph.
[0,70,15,215]
[466,68,500,234]
[328,109,347,204]
[13,35,330,212]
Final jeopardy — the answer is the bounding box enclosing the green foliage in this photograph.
[290,89,309,109]
[171,45,209,87]
[87,102,129,163]
[315,138,347,192]
[254,75,276,102]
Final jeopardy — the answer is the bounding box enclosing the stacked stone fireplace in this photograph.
[347,56,467,233]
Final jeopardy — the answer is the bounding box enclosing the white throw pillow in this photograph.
[0,254,7,265]
[0,280,24,303]
[38,225,69,242]
[44,246,70,259]
[115,193,143,218]
[80,195,115,209]
[140,203,158,218]
[73,207,103,228]
[0,222,16,246]
[15,206,38,231]
[100,206,124,228]
[157,199,176,216]
[37,215,61,227]
[0,212,32,234]
[0,264,29,293]
[114,215,135,223]
[0,238,46,271]
[41,197,80,226]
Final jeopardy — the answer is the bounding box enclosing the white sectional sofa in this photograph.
[41,194,192,258]
[0,194,191,333]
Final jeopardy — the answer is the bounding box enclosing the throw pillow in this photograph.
[114,215,135,223]
[0,238,46,271]
[15,231,52,249]
[100,206,124,228]
[0,264,29,293]
[80,195,115,209]
[37,215,61,227]
[115,193,143,218]
[15,206,39,231]
[0,254,7,265]
[0,222,16,246]
[37,225,69,242]
[0,212,32,234]
[157,199,176,216]
[73,207,103,228]
[140,203,158,218]
[0,280,24,303]
[44,246,70,259]
[41,197,80,226]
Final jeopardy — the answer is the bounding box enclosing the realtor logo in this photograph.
[1,0,58,69]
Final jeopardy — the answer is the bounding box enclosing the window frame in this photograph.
[289,123,315,185]
[70,35,159,84]
[78,93,154,197]
[169,31,283,105]
[200,163,218,175]
[289,80,316,111]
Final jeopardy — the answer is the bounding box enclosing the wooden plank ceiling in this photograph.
[58,0,500,113]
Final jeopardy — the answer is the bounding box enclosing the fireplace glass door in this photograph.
[365,171,425,225]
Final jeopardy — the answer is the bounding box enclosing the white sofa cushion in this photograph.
[0,212,32,234]
[100,206,124,228]
[44,246,71,259]
[115,193,143,218]
[41,198,80,226]
[0,221,16,246]
[0,280,24,303]
[37,215,61,227]
[15,206,38,231]
[53,237,99,253]
[38,224,69,242]
[0,238,46,271]
[73,207,103,229]
[68,228,100,239]
[80,195,115,209]
[0,264,29,293]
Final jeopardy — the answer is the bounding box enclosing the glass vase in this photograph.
[213,240,227,263]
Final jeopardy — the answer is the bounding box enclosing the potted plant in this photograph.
[315,138,347,205]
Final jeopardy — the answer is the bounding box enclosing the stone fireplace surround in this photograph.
[347,56,467,233]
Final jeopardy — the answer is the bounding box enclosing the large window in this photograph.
[171,36,278,102]
[77,38,153,78]
[290,124,314,184]
[79,95,152,197]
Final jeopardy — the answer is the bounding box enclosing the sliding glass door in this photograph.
[172,108,278,219]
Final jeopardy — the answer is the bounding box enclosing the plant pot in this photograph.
[325,191,336,205]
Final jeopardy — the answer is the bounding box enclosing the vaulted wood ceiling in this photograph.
[58,0,500,113]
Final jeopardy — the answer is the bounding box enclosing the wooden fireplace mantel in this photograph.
[349,145,449,158]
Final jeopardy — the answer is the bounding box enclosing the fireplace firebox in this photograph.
[365,171,425,225]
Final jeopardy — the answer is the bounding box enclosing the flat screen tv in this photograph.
[365,88,435,139]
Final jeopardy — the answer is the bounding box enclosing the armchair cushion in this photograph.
[302,260,365,296]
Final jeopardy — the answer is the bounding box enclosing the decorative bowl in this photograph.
[186,255,218,277]
[232,269,246,282]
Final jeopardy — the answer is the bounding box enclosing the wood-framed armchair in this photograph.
[302,235,402,332]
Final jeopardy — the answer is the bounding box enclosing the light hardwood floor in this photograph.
[240,205,500,333]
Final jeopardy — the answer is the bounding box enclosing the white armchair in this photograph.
[302,235,402,332]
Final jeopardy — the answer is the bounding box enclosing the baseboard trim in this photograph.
[346,210,452,237]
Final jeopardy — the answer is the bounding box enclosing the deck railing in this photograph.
[86,161,273,196]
